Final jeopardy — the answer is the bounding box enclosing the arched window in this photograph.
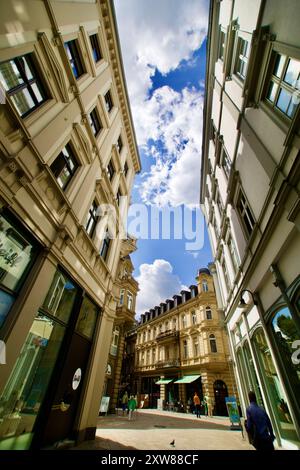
[119,289,125,305]
[159,323,163,333]
[147,328,151,341]
[209,334,217,353]
[143,331,146,342]
[110,327,119,356]
[191,311,197,325]
[183,340,188,358]
[182,315,186,328]
[165,321,169,331]
[202,280,209,292]
[206,306,212,320]
[173,317,177,329]
[153,326,157,338]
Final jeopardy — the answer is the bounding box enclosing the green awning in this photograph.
[155,378,173,385]
[174,375,201,384]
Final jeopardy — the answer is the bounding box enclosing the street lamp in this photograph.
[238,289,258,309]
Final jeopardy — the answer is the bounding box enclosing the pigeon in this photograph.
[170,439,175,446]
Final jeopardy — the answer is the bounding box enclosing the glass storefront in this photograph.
[0,269,78,442]
[0,211,39,329]
[253,327,299,443]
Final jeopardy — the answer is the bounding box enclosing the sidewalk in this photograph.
[74,409,253,451]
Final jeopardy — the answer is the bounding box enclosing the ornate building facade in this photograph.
[134,268,237,415]
[0,0,140,449]
[200,0,300,449]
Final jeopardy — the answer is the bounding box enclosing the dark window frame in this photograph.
[100,230,111,261]
[0,53,48,118]
[117,135,123,153]
[89,33,102,63]
[50,143,79,191]
[89,107,102,137]
[124,161,129,177]
[85,200,99,238]
[64,39,85,80]
[107,159,115,181]
[236,188,256,237]
[104,90,113,113]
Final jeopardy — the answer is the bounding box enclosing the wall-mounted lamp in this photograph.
[238,289,258,309]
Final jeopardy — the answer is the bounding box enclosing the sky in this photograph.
[114,0,212,317]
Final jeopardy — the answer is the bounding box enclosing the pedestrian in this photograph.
[193,392,201,418]
[121,391,128,415]
[203,396,208,417]
[245,391,276,451]
[128,395,137,420]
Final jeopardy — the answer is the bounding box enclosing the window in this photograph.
[152,348,156,363]
[216,190,224,217]
[234,37,249,80]
[183,340,188,359]
[64,40,85,79]
[0,212,39,329]
[192,311,197,325]
[124,162,129,177]
[116,189,122,207]
[50,143,78,190]
[202,280,209,292]
[212,213,220,239]
[194,340,199,356]
[206,307,212,320]
[85,201,98,237]
[143,331,146,342]
[89,107,102,137]
[100,230,111,261]
[237,188,255,237]
[218,29,226,61]
[110,327,119,356]
[173,317,177,329]
[165,321,169,331]
[220,147,231,178]
[107,159,115,181]
[117,135,123,153]
[104,90,113,113]
[89,34,102,63]
[0,53,48,117]
[211,122,217,145]
[127,291,133,310]
[182,315,186,328]
[266,52,300,119]
[153,326,157,338]
[228,234,239,273]
[75,296,98,340]
[220,249,231,291]
[119,288,124,306]
[209,334,217,353]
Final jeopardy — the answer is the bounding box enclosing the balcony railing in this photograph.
[155,329,179,341]
[155,358,180,368]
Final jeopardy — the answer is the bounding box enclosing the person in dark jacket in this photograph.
[245,391,276,451]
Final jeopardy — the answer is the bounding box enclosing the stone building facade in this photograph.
[134,268,237,415]
[0,0,140,449]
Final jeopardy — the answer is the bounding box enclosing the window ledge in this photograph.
[23,98,57,129]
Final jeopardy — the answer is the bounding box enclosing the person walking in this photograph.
[121,391,128,415]
[193,392,201,418]
[245,391,276,451]
[128,395,137,420]
[207,396,213,417]
[203,396,208,417]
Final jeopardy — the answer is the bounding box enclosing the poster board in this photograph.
[225,396,243,431]
[99,396,110,414]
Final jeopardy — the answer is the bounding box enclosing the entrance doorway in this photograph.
[214,380,228,416]
[42,332,91,444]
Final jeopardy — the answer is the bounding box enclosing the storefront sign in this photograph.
[99,396,110,414]
[72,368,82,390]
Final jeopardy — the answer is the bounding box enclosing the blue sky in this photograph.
[114,0,211,315]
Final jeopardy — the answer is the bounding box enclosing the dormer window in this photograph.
[202,280,209,292]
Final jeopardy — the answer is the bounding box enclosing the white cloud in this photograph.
[138,86,204,207]
[114,0,208,207]
[135,259,186,316]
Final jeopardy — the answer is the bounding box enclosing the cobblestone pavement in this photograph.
[74,409,253,451]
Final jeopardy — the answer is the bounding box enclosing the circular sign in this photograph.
[72,368,82,390]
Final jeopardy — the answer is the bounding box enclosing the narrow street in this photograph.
[75,409,252,451]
